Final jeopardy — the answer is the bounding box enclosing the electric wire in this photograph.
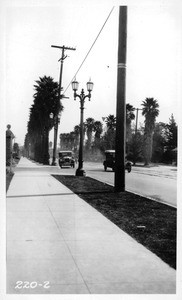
[63,6,115,94]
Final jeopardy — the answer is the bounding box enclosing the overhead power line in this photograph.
[63,6,115,94]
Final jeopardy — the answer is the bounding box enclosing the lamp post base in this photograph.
[51,157,57,166]
[43,155,50,165]
[75,168,86,176]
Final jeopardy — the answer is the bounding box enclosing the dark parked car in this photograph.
[58,151,75,168]
[103,150,132,172]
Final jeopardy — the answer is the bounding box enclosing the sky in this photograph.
[1,0,182,146]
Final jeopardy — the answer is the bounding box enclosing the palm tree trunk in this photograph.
[143,133,153,165]
[43,128,50,165]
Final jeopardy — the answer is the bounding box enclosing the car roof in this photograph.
[59,151,73,153]
[105,150,115,153]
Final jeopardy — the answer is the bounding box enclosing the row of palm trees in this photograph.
[59,98,160,165]
[24,76,63,164]
[59,104,136,153]
[25,75,176,166]
[59,118,103,154]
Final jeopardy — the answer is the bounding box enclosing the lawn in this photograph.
[52,174,176,269]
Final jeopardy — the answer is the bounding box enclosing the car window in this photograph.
[106,153,115,159]
[59,152,72,157]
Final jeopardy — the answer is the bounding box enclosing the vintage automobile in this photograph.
[58,151,75,168]
[103,150,132,172]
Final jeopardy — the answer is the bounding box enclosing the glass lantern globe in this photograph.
[71,80,79,91]
[86,80,94,92]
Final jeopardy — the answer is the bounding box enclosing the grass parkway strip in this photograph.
[52,175,176,269]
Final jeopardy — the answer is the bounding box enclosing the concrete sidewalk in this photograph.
[6,157,176,294]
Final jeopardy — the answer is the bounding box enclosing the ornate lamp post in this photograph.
[72,79,94,176]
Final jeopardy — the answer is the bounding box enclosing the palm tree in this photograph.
[69,131,76,150]
[34,76,61,164]
[60,133,67,150]
[100,115,116,150]
[27,104,43,162]
[93,121,103,149]
[73,125,80,152]
[84,117,95,150]
[126,104,135,154]
[26,76,63,164]
[142,97,159,165]
[105,114,116,130]
[126,103,135,126]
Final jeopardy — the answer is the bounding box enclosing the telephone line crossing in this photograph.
[63,6,115,94]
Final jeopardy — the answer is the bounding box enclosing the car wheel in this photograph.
[128,166,131,173]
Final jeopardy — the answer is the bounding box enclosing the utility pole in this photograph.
[51,45,76,165]
[114,6,127,192]
[135,108,142,134]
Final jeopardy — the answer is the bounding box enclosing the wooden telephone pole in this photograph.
[51,45,76,165]
[135,108,142,134]
[114,6,127,192]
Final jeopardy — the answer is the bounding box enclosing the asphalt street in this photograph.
[57,161,177,207]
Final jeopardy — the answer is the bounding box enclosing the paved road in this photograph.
[57,162,177,207]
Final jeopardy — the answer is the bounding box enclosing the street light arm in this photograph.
[73,91,91,102]
[83,93,91,101]
[73,91,81,101]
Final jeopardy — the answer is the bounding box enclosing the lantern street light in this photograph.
[72,79,94,176]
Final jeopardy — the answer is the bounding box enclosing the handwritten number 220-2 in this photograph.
[15,281,50,289]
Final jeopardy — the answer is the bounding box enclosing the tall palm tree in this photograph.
[27,104,43,162]
[69,131,76,150]
[60,133,67,150]
[105,114,116,130]
[101,115,116,150]
[126,103,135,126]
[73,125,80,152]
[84,117,95,150]
[93,121,103,149]
[26,76,63,164]
[142,97,159,165]
[126,104,135,154]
